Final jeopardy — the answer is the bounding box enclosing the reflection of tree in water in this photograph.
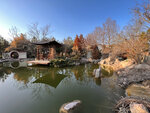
[71,64,98,81]
[94,78,101,86]
[85,64,99,77]
[0,67,12,82]
[72,66,84,81]
[13,68,34,84]
[11,67,69,99]
[61,64,102,88]
[1,64,105,99]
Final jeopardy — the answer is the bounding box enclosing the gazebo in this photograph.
[33,40,62,60]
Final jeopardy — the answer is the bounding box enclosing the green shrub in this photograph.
[49,58,77,67]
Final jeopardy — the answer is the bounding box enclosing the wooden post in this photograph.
[37,46,40,60]
[48,47,51,60]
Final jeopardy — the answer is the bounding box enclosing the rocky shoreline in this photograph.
[117,64,150,88]
[99,57,150,113]
[58,57,150,113]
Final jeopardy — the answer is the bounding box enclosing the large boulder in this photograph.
[59,100,81,113]
[117,64,150,88]
[99,57,134,71]
[130,103,149,113]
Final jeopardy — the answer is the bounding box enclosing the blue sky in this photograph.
[0,0,136,41]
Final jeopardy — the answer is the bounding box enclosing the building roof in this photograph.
[33,40,62,46]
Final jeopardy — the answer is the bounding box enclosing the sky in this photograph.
[0,0,137,42]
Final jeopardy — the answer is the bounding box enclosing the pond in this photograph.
[0,61,124,113]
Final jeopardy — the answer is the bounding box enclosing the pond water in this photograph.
[0,61,124,113]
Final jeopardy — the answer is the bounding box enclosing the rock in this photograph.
[142,80,150,87]
[59,100,81,113]
[88,58,100,64]
[93,68,101,78]
[126,84,150,99]
[134,64,150,70]
[80,58,89,64]
[93,69,96,76]
[93,59,101,64]
[130,103,149,113]
[99,57,111,65]
[117,63,150,88]
[99,57,134,71]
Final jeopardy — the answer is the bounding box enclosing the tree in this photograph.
[102,18,119,46]
[63,37,74,46]
[85,18,119,55]
[85,31,98,49]
[79,34,85,48]
[63,37,74,56]
[109,1,150,63]
[5,33,29,52]
[111,23,149,64]
[5,33,36,58]
[91,45,101,59]
[133,0,150,27]
[9,26,20,38]
[28,23,51,41]
[72,35,81,52]
[31,37,38,43]
[0,36,9,57]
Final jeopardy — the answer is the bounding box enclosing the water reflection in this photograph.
[0,62,124,113]
[33,73,66,88]
[0,62,116,92]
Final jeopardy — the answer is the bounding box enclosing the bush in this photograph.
[49,58,77,67]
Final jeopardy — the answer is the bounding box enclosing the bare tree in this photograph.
[85,33,98,49]
[28,23,51,41]
[9,26,20,38]
[102,18,119,46]
[117,35,148,64]
[85,18,119,56]
[111,19,149,64]
[133,0,150,27]
[28,23,40,40]
[41,25,50,39]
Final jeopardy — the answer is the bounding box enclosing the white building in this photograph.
[2,50,27,59]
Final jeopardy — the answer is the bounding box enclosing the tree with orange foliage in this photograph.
[5,33,29,52]
[72,35,81,52]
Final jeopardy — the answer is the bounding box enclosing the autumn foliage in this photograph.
[5,33,29,52]
[72,34,85,52]
[91,45,101,59]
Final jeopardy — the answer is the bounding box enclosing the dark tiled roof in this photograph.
[33,40,62,46]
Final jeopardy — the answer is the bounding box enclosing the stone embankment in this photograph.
[99,57,150,113]
[115,63,150,113]
[117,64,150,88]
